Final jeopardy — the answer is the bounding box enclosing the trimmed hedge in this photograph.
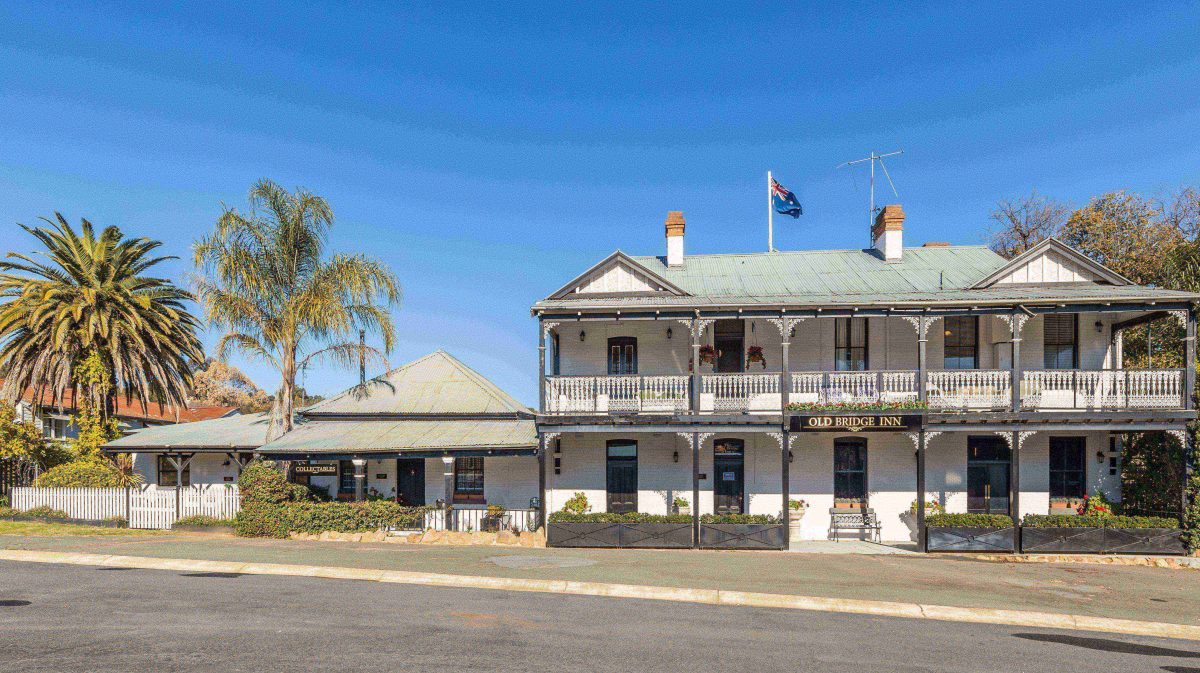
[699,513,780,524]
[234,501,428,538]
[1022,514,1179,529]
[926,513,1014,528]
[238,460,310,506]
[174,515,235,528]
[549,511,691,524]
[33,459,127,488]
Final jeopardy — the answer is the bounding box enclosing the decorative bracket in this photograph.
[906,430,943,450]
[1169,310,1189,330]
[766,317,807,338]
[541,431,561,447]
[1167,429,1191,448]
[541,321,561,340]
[996,313,1030,335]
[1016,430,1036,450]
[765,432,785,451]
[676,318,715,341]
[899,315,941,340]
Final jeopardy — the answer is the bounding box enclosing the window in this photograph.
[606,440,638,513]
[1049,437,1086,498]
[607,337,637,375]
[834,318,868,371]
[338,460,357,495]
[943,316,978,369]
[833,439,867,502]
[967,436,1010,514]
[41,417,71,440]
[1043,314,1078,369]
[157,456,191,487]
[454,456,485,503]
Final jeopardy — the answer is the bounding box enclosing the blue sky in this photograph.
[1,2,1199,405]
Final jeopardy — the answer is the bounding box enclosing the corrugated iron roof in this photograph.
[532,246,1200,310]
[304,350,531,416]
[104,412,271,451]
[256,418,537,454]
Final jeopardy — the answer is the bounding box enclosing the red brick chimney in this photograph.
[666,211,685,267]
[872,204,905,262]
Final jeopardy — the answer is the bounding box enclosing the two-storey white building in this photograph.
[533,206,1197,550]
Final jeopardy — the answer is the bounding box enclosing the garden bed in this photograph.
[925,513,1016,553]
[546,513,693,548]
[1019,515,1185,555]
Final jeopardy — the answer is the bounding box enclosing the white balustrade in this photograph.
[544,375,688,414]
[701,373,781,413]
[789,371,918,405]
[926,370,1010,410]
[1022,369,1184,410]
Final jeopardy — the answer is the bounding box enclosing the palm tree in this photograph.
[194,179,400,437]
[0,214,203,416]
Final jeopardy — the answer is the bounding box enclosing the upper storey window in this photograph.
[834,318,868,371]
[1043,314,1078,369]
[943,316,978,369]
[608,337,637,375]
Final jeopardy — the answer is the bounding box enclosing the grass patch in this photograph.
[0,520,165,537]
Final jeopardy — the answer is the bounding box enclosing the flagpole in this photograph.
[767,170,774,252]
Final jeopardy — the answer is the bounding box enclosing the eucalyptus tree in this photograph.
[193,179,401,437]
[0,214,203,416]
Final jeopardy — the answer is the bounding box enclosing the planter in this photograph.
[480,516,505,532]
[699,523,786,550]
[1020,527,1186,555]
[546,522,693,549]
[835,502,865,510]
[926,526,1016,552]
[788,510,806,541]
[676,507,691,517]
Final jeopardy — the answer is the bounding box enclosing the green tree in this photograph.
[0,214,203,417]
[193,179,401,437]
[1060,190,1185,286]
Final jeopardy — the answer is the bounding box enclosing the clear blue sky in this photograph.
[2,2,1199,405]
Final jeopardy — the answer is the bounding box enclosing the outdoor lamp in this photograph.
[1097,450,1106,463]
[666,326,673,339]
[579,329,586,342]
[672,450,679,463]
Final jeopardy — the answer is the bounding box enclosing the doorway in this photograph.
[967,436,1010,514]
[606,440,638,513]
[396,458,425,506]
[713,438,745,515]
[714,320,744,373]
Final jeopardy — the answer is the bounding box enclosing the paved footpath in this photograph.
[1,532,1198,633]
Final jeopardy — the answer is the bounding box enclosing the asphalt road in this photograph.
[1,561,1198,673]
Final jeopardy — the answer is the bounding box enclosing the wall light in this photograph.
[666,327,673,340]
[579,330,586,342]
[1096,450,1106,464]
[672,450,679,463]
[788,451,794,463]
[1095,321,1104,333]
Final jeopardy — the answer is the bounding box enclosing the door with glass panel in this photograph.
[713,439,745,514]
[606,440,638,513]
[967,436,1010,514]
[607,337,638,411]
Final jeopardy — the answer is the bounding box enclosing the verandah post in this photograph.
[1011,310,1023,412]
[916,429,927,553]
[352,458,366,502]
[692,431,700,549]
[917,316,928,403]
[538,317,547,413]
[1011,430,1021,552]
[537,434,547,530]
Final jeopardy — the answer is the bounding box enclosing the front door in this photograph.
[713,438,745,514]
[967,436,1010,514]
[606,440,638,513]
[396,458,425,506]
[714,320,744,373]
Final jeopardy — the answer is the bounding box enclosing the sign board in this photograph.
[790,414,921,433]
[294,463,338,476]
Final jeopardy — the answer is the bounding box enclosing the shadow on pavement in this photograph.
[1014,633,1200,658]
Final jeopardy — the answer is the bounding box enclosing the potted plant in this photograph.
[698,345,716,365]
[747,346,766,369]
[1049,496,1084,513]
[481,503,507,532]
[834,497,865,510]
[673,495,690,516]
[787,499,807,541]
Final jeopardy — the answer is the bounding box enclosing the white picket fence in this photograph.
[10,485,241,530]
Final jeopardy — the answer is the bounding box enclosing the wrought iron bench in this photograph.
[828,508,881,543]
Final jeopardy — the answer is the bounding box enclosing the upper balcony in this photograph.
[538,309,1195,419]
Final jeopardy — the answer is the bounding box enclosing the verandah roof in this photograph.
[256,418,537,457]
[103,412,275,453]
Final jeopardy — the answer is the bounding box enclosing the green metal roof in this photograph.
[533,246,1200,310]
[104,412,272,452]
[304,350,531,417]
[256,418,537,454]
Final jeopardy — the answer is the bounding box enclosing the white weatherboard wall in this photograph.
[420,456,539,511]
[132,453,243,487]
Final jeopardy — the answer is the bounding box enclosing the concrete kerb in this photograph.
[2,549,1198,641]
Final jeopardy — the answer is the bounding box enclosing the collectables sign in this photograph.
[789,414,921,433]
[294,463,338,476]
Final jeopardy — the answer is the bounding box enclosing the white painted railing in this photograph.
[1022,369,1184,410]
[790,371,918,405]
[701,373,781,413]
[926,370,1011,410]
[10,485,241,530]
[422,507,539,532]
[545,375,688,414]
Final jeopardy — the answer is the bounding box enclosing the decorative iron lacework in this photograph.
[675,318,715,340]
[541,321,561,339]
[899,315,942,339]
[996,313,1030,335]
[765,432,785,450]
[905,431,943,450]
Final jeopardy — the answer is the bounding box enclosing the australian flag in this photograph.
[771,178,803,218]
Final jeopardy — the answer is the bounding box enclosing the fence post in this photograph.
[126,486,132,526]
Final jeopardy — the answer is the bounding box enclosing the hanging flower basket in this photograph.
[698,345,716,365]
[747,346,766,369]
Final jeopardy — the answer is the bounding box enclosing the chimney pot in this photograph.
[665,211,685,266]
[872,204,905,262]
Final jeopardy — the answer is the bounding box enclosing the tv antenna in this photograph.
[838,150,903,245]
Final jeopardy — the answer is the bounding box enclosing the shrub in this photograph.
[21,506,71,520]
[33,459,127,488]
[561,492,590,515]
[909,498,945,515]
[1186,472,1200,554]
[104,516,128,527]
[925,513,1014,528]
[1080,492,1117,517]
[699,513,780,524]
[548,511,691,524]
[234,501,428,538]
[1022,514,1179,529]
[175,515,235,528]
[238,460,309,506]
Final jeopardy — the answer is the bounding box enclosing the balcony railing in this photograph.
[701,373,781,413]
[1021,369,1184,410]
[790,371,918,405]
[545,375,689,414]
[926,369,1011,410]
[543,369,1187,414]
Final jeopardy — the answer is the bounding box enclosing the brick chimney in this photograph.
[872,204,905,262]
[665,211,685,267]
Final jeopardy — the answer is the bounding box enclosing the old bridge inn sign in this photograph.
[789,414,921,433]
